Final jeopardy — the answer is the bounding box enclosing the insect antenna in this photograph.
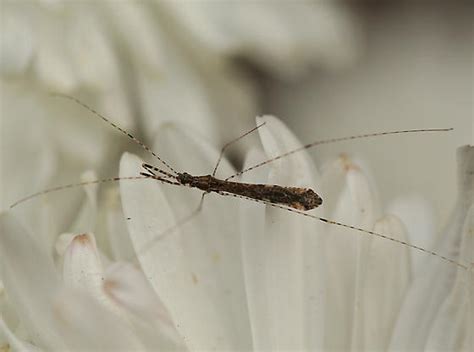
[50,93,179,176]
[9,175,179,209]
[212,122,266,177]
[226,127,453,180]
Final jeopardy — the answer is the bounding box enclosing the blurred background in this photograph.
[264,1,473,226]
[1,0,472,229]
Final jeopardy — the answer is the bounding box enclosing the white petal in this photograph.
[101,1,166,71]
[62,233,104,296]
[66,12,118,91]
[241,116,325,350]
[104,188,135,261]
[0,85,56,212]
[0,316,45,352]
[387,194,436,276]
[256,115,321,188]
[51,287,144,351]
[0,4,35,76]
[162,1,360,76]
[239,147,272,350]
[103,262,184,350]
[136,63,218,144]
[68,171,99,234]
[361,215,411,350]
[119,151,248,350]
[323,156,379,350]
[425,204,473,350]
[0,212,66,350]
[153,123,253,347]
[389,145,474,350]
[34,25,77,91]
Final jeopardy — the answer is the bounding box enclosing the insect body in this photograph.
[10,94,466,270]
[142,164,322,211]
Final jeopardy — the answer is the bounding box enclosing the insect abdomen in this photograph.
[214,179,322,211]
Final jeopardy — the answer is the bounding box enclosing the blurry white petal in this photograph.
[52,287,144,352]
[387,194,436,276]
[34,19,77,91]
[390,145,473,350]
[102,1,166,71]
[68,171,99,234]
[62,233,104,296]
[137,68,217,143]
[425,204,473,350]
[361,215,411,350]
[0,212,66,349]
[66,12,118,92]
[0,85,56,211]
[163,1,360,76]
[104,262,183,350]
[54,232,74,257]
[323,157,379,350]
[0,316,44,352]
[104,262,172,326]
[0,5,35,76]
[104,188,135,261]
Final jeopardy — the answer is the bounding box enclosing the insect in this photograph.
[10,93,467,271]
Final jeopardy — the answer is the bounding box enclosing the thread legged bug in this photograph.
[9,93,468,271]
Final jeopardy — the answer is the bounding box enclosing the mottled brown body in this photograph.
[177,173,322,210]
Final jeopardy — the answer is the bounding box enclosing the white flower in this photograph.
[1,115,471,351]
[4,1,470,351]
[1,0,357,244]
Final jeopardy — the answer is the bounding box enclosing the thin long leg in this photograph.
[212,122,266,177]
[132,192,207,260]
[217,191,468,271]
[225,128,453,180]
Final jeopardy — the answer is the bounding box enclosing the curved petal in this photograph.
[0,316,44,352]
[62,233,105,301]
[161,0,360,76]
[52,287,144,351]
[153,123,252,348]
[323,156,379,350]
[103,262,184,350]
[119,149,249,350]
[104,188,135,261]
[361,215,411,350]
[387,194,436,276]
[389,145,474,350]
[0,4,35,76]
[239,147,272,350]
[425,204,473,350]
[241,116,325,351]
[0,212,66,350]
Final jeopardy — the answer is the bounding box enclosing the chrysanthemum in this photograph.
[1,115,472,350]
[1,1,471,351]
